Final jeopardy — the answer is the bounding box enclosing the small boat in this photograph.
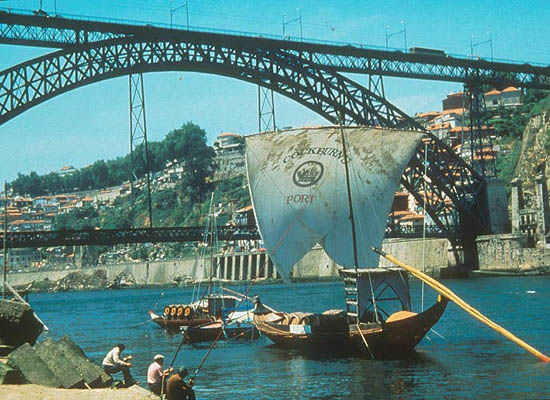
[148,293,238,332]
[149,292,258,341]
[183,296,258,343]
[245,125,447,357]
[149,195,261,342]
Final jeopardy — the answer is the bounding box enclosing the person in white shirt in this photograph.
[102,343,136,387]
[147,354,173,395]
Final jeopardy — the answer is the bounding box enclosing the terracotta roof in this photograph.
[440,108,466,115]
[473,155,496,160]
[390,210,414,217]
[485,89,501,96]
[416,111,439,119]
[427,122,451,131]
[502,86,520,93]
[449,126,469,133]
[449,125,493,133]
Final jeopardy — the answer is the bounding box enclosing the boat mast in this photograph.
[339,121,359,270]
[2,182,7,299]
[208,193,214,299]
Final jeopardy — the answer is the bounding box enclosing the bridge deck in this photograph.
[0,225,454,248]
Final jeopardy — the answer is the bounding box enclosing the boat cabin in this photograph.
[340,267,411,323]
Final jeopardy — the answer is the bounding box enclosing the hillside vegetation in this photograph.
[10,122,215,200]
[494,90,550,189]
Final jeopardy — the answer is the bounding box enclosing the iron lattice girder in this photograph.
[1,11,550,89]
[0,35,489,234]
[277,46,550,90]
[0,225,261,248]
[0,36,417,130]
[401,135,488,235]
[0,11,128,47]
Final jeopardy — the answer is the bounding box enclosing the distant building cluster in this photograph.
[213,132,246,178]
[0,135,250,270]
[415,87,522,178]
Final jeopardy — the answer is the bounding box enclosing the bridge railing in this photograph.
[0,223,458,249]
[2,6,548,67]
[0,225,261,248]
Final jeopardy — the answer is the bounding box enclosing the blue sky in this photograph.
[0,0,549,184]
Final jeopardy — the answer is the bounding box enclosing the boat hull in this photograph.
[254,296,448,357]
[184,321,259,343]
[149,310,214,332]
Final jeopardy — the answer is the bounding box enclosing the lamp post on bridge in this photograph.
[170,0,189,29]
[385,20,407,50]
[282,8,303,41]
[470,33,493,61]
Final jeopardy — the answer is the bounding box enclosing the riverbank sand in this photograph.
[0,384,157,399]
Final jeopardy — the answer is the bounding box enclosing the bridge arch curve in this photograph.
[0,35,489,237]
[0,35,417,128]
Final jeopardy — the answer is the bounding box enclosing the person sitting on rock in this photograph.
[102,343,136,387]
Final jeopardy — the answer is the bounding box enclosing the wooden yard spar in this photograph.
[373,247,550,363]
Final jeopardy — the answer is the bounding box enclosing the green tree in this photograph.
[54,205,99,230]
[165,122,216,202]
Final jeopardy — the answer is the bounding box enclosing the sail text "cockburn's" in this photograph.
[283,147,345,164]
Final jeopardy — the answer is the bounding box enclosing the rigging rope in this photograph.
[421,140,428,312]
[190,255,270,380]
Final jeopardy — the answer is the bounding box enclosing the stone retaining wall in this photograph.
[476,234,550,272]
[5,238,454,287]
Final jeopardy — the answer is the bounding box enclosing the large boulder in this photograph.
[7,343,61,387]
[0,300,43,348]
[35,339,86,389]
[55,336,111,388]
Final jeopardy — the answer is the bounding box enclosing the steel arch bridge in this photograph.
[0,36,418,128]
[0,12,504,250]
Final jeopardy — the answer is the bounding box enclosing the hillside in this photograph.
[494,91,550,201]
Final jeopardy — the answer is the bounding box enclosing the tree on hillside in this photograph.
[165,122,216,203]
[11,171,44,197]
[9,120,218,198]
[54,204,99,230]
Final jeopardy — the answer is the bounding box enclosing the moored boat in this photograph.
[149,293,251,333]
[253,268,448,356]
[183,299,258,343]
[245,125,446,357]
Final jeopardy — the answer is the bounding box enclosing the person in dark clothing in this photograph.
[166,367,196,400]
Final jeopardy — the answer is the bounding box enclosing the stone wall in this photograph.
[379,238,454,277]
[476,233,550,273]
[5,238,454,287]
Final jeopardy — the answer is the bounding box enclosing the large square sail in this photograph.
[245,126,422,282]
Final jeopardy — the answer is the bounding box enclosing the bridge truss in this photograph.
[1,10,550,247]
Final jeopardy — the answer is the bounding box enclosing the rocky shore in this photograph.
[18,269,142,293]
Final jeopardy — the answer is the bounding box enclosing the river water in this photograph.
[28,276,550,399]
